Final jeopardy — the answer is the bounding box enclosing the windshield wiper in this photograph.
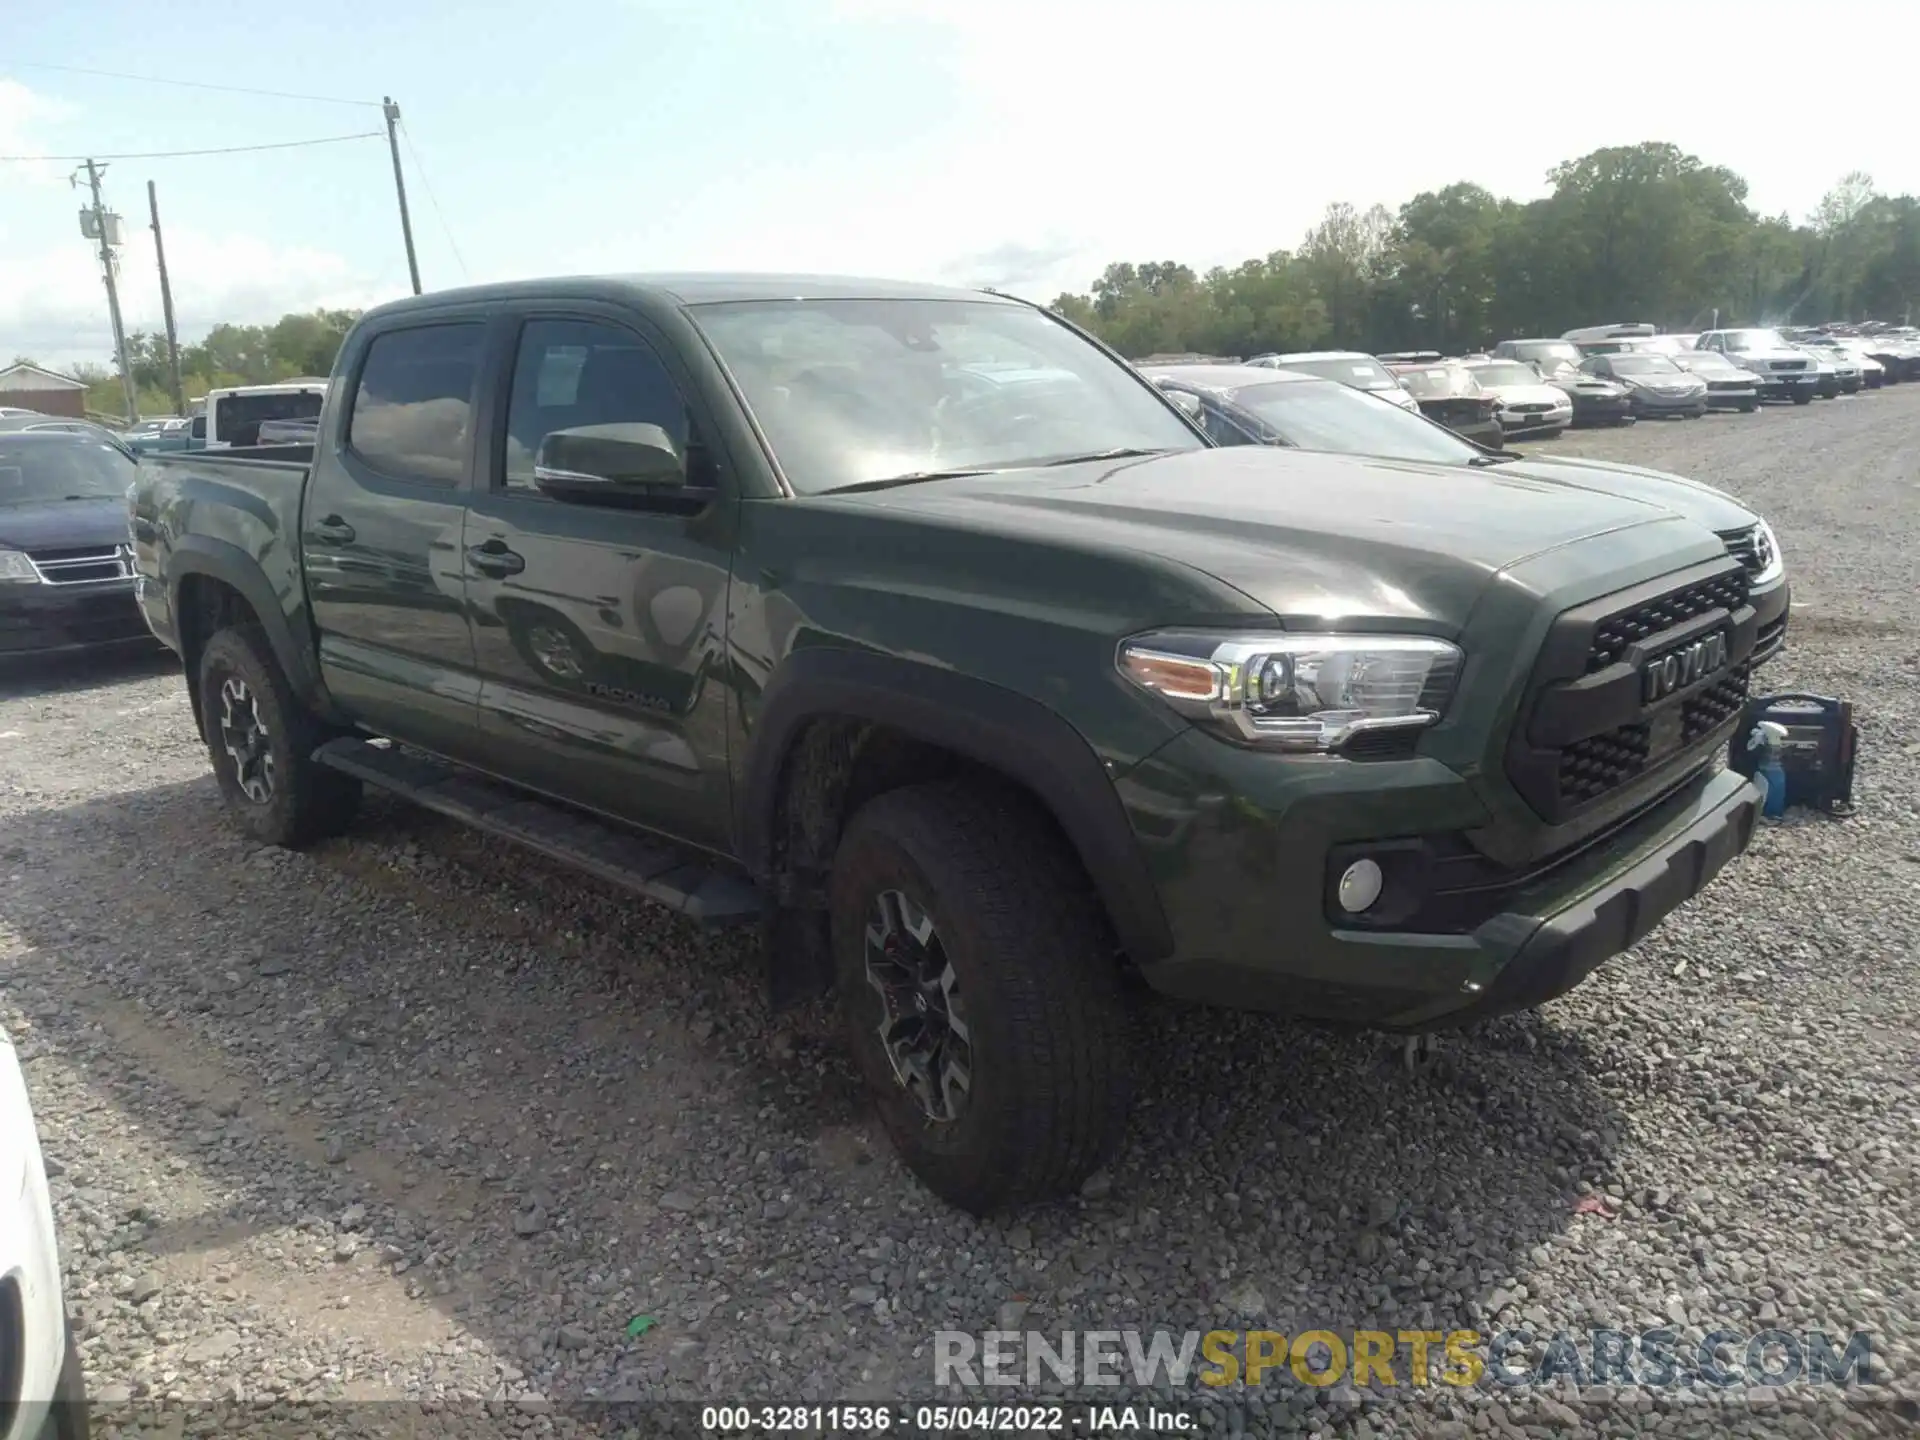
[1466,451,1520,466]
[823,468,997,495]
[1030,447,1172,467]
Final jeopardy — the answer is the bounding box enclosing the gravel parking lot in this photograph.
[3,392,1917,1437]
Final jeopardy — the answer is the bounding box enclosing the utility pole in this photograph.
[382,97,422,295]
[76,160,139,422]
[147,181,188,418]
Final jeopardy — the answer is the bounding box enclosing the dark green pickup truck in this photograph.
[129,275,1781,1211]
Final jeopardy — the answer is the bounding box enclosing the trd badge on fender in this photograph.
[1643,631,1729,703]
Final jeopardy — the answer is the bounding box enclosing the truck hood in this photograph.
[846,447,1697,629]
[0,498,128,552]
[1485,456,1757,532]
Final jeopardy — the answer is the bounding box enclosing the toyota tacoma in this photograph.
[129,275,1769,1212]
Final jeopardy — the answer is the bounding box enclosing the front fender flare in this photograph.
[740,647,1175,964]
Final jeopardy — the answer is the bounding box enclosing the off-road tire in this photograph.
[830,781,1131,1213]
[196,625,360,848]
[50,1317,89,1440]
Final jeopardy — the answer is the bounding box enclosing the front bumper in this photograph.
[1702,385,1758,409]
[1753,372,1822,399]
[1119,727,1764,1030]
[1498,404,1573,435]
[0,581,153,659]
[1629,389,1709,416]
[1567,392,1634,424]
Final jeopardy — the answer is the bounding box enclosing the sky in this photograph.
[5,0,1918,371]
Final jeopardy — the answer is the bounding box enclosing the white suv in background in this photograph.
[1694,329,1824,404]
[0,1026,87,1440]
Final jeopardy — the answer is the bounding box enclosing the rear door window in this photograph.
[346,324,484,484]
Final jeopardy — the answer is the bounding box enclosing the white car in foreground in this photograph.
[0,1027,87,1440]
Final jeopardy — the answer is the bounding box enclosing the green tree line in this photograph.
[29,308,363,418]
[1050,143,1920,359]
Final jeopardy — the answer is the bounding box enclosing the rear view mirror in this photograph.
[534,423,687,504]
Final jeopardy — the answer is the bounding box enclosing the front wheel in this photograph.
[830,782,1131,1213]
[196,625,360,847]
[1792,390,1814,405]
[1739,400,1758,413]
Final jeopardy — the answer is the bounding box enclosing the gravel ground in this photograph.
[2,390,1917,1438]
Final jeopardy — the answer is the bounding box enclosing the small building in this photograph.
[0,363,88,419]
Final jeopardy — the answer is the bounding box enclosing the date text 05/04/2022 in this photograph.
[700,1403,1195,1432]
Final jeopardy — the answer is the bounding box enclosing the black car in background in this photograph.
[1578,353,1710,418]
[1669,351,1762,411]
[0,432,152,659]
[0,413,136,460]
[1378,354,1504,447]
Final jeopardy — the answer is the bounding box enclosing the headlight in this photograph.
[1117,631,1462,751]
[1751,519,1785,586]
[0,549,39,584]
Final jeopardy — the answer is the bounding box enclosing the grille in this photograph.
[1557,724,1652,805]
[1681,665,1751,744]
[26,544,133,585]
[1587,569,1750,673]
[1717,524,1775,578]
[1772,359,1807,371]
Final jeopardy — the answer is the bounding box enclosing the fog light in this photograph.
[1337,859,1384,914]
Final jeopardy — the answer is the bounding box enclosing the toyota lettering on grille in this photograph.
[1642,632,1729,703]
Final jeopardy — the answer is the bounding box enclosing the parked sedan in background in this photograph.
[1794,342,1862,395]
[0,431,152,659]
[1492,337,1586,372]
[1139,362,1790,668]
[1579,353,1709,417]
[1694,328,1822,403]
[1669,350,1761,411]
[1379,355,1504,446]
[1459,358,1572,438]
[1241,350,1421,412]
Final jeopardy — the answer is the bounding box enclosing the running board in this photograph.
[312,737,761,924]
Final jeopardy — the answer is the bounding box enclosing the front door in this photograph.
[303,319,483,758]
[463,314,737,852]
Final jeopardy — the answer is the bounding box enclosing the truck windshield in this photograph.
[688,298,1203,493]
[0,437,136,505]
[215,390,324,446]
[1225,380,1480,464]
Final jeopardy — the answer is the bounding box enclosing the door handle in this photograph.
[466,542,525,577]
[311,516,356,545]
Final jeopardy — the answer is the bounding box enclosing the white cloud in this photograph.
[0,77,394,367]
[0,79,74,192]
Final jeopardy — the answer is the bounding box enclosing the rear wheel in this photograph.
[196,626,360,847]
[830,782,1131,1213]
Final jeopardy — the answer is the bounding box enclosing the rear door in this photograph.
[302,317,486,758]
[461,309,738,851]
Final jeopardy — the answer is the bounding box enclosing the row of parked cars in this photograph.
[1224,319,1920,447]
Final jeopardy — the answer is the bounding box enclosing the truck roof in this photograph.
[360,272,1012,323]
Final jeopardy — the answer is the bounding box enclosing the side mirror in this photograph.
[533,423,687,504]
[1164,389,1205,421]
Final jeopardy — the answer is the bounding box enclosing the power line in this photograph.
[0,131,385,163]
[8,60,379,108]
[398,121,470,281]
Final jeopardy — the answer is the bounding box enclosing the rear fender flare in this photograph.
[166,536,332,717]
[740,647,1175,964]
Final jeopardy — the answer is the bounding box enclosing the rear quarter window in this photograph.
[346,323,484,483]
